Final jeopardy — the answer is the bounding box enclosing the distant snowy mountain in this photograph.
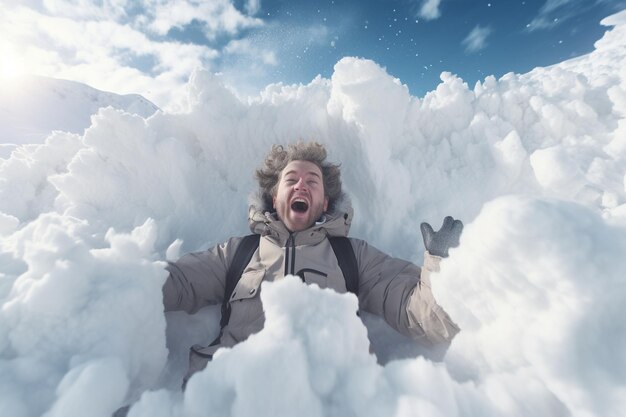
[0,75,159,156]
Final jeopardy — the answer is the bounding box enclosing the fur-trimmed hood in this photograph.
[247,191,354,246]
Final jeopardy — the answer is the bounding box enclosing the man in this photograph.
[163,142,462,385]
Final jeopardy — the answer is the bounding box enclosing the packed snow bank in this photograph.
[436,196,626,417]
[1,8,626,417]
[0,216,168,417]
[132,199,626,417]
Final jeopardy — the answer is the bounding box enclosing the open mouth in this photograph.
[291,199,309,213]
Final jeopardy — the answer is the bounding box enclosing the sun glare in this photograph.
[1,44,26,80]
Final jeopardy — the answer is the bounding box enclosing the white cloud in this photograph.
[0,1,343,109]
[245,0,261,15]
[525,0,602,31]
[216,21,333,95]
[0,1,264,111]
[419,0,442,20]
[40,0,130,20]
[462,25,492,53]
[224,38,277,66]
[526,0,571,30]
[143,0,263,39]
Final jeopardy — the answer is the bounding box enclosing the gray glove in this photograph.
[420,216,463,258]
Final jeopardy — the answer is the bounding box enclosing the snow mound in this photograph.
[134,202,626,417]
[0,9,625,417]
[0,75,159,156]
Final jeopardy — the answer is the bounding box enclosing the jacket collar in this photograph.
[248,192,353,247]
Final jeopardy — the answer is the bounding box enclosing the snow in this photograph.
[1,8,626,417]
[0,75,158,157]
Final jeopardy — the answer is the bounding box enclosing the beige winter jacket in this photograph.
[163,201,460,381]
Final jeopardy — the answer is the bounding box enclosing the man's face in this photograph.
[273,160,329,232]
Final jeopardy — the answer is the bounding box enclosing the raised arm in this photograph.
[162,236,243,314]
[354,216,462,347]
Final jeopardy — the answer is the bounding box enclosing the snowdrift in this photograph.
[1,9,625,417]
[0,75,158,157]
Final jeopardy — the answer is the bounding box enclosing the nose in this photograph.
[294,177,307,190]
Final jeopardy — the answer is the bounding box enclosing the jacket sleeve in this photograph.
[351,238,460,347]
[162,236,243,314]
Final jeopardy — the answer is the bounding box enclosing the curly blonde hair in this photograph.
[255,142,342,211]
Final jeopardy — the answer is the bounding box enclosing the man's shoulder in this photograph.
[222,234,257,251]
[343,236,370,249]
[180,234,254,261]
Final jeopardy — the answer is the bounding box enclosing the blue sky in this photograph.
[1,0,625,108]
[216,0,626,95]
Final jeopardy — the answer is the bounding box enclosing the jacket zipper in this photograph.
[284,232,296,276]
[290,233,296,275]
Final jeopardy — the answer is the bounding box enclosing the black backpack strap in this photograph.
[329,236,359,296]
[219,234,260,329]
